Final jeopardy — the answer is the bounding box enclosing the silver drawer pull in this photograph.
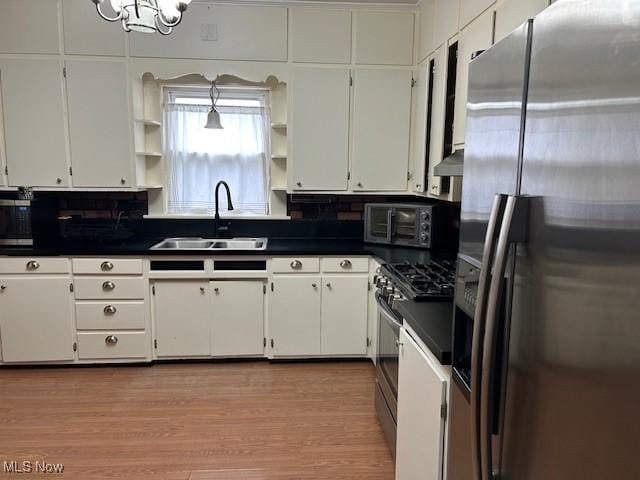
[101,261,114,271]
[103,305,117,315]
[340,260,352,269]
[102,281,116,291]
[290,260,302,269]
[105,335,118,346]
[26,260,40,270]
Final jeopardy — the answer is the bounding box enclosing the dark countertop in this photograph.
[395,300,454,365]
[0,238,446,265]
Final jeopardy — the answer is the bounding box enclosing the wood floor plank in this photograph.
[0,361,394,480]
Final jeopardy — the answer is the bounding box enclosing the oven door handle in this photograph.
[471,194,507,480]
[376,294,403,329]
[386,209,395,243]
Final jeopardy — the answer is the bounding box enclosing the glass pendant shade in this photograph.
[94,0,192,35]
[205,109,224,130]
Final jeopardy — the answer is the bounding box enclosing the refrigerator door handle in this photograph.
[479,195,529,480]
[471,193,508,480]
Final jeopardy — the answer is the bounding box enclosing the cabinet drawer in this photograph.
[74,277,146,300]
[0,257,69,274]
[77,331,148,360]
[271,257,320,273]
[76,301,146,330]
[321,257,369,273]
[73,258,143,275]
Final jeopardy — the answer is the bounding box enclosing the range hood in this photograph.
[434,149,464,177]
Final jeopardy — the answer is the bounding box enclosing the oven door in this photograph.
[365,205,392,244]
[376,294,402,419]
[391,206,420,246]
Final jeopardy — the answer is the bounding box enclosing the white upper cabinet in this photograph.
[321,275,368,356]
[354,12,414,66]
[65,60,133,187]
[289,67,350,191]
[291,8,351,64]
[427,46,447,197]
[460,0,497,29]
[409,60,430,193]
[418,0,436,62]
[396,328,448,480]
[210,281,264,357]
[0,0,60,54]
[62,0,126,56]
[130,4,287,61]
[433,0,460,49]
[453,8,495,147]
[494,0,549,43]
[0,59,69,187]
[351,69,413,192]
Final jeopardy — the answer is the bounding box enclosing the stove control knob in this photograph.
[421,222,428,229]
[420,211,428,220]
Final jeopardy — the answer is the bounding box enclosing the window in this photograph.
[164,86,270,215]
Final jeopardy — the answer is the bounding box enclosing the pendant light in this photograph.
[91,0,192,35]
[205,80,224,130]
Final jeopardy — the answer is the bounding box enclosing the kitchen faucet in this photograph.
[214,181,234,237]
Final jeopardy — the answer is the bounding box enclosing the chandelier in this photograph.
[91,0,192,35]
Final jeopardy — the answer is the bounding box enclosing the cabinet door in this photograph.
[409,60,430,193]
[153,281,211,357]
[494,0,549,43]
[0,59,69,187]
[291,8,351,64]
[453,8,495,147]
[418,0,436,63]
[351,69,412,192]
[0,0,60,54]
[65,60,133,187]
[354,12,415,66]
[460,0,497,29]
[269,276,321,356]
[211,281,264,356]
[0,277,74,362]
[62,0,127,56]
[321,275,368,356]
[289,67,350,191]
[428,46,447,197]
[434,0,461,49]
[396,329,448,480]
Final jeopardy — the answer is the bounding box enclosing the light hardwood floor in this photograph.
[0,361,394,480]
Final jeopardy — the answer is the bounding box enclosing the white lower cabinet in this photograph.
[396,328,449,480]
[153,280,211,357]
[321,275,368,356]
[211,281,265,357]
[77,331,147,360]
[0,277,74,363]
[269,276,322,356]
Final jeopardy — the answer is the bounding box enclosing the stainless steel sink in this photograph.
[151,237,268,251]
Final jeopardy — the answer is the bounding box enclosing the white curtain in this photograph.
[165,103,269,215]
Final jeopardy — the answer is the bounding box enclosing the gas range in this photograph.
[375,259,457,304]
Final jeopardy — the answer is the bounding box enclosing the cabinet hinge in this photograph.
[154,339,158,349]
[263,337,266,348]
[366,337,371,347]
[349,75,353,87]
[347,171,351,181]
[367,281,371,292]
[152,285,156,295]
[270,282,274,292]
[441,402,448,420]
[4,166,8,176]
[69,166,73,176]
[270,339,274,348]
[411,77,416,88]
[263,284,267,295]
[73,342,77,352]
[63,67,67,78]
[69,283,74,293]
[407,171,412,181]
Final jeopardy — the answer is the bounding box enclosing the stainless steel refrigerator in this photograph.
[448,1,640,479]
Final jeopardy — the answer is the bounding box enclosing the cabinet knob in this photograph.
[101,261,114,271]
[326,283,332,289]
[339,260,352,269]
[26,260,40,270]
[0,285,6,291]
[201,287,206,294]
[311,283,317,289]
[290,260,302,269]
[103,305,117,315]
[120,178,126,185]
[56,178,62,184]
[105,335,118,346]
[102,281,116,291]
[357,182,363,188]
